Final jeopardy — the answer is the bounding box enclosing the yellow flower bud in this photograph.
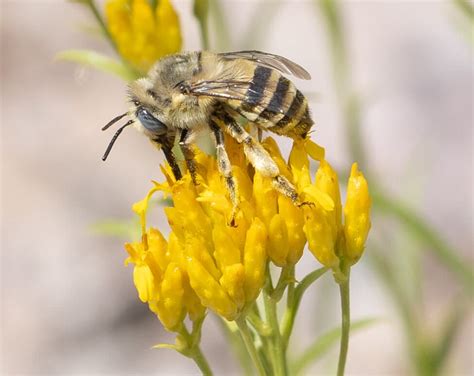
[343,163,371,265]
[278,196,306,264]
[289,140,311,191]
[315,160,342,242]
[253,172,277,228]
[267,214,290,266]
[153,262,185,331]
[303,206,339,268]
[243,218,268,303]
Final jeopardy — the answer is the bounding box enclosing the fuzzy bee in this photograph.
[102,50,313,216]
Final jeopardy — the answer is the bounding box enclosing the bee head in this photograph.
[127,77,172,137]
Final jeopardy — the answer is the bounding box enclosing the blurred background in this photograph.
[1,0,472,374]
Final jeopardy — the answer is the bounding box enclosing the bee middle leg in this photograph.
[210,121,239,225]
[216,115,300,204]
[178,128,198,184]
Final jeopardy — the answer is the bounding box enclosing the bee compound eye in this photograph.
[136,108,167,135]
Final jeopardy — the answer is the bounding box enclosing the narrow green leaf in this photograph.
[90,219,139,239]
[372,188,474,295]
[427,301,469,375]
[152,343,179,351]
[56,49,139,81]
[291,318,380,375]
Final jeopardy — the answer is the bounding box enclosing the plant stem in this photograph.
[337,269,351,376]
[193,0,210,49]
[84,0,118,53]
[217,319,253,376]
[236,316,268,376]
[263,286,287,376]
[272,266,293,302]
[188,345,213,376]
[178,324,213,376]
[281,267,328,347]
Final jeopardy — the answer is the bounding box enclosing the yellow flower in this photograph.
[303,159,371,271]
[343,163,371,265]
[105,0,182,73]
[124,133,370,326]
[125,190,205,332]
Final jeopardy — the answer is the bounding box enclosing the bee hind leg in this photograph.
[178,128,198,184]
[218,116,302,205]
[210,121,239,226]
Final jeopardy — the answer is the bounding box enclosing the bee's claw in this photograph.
[297,200,315,208]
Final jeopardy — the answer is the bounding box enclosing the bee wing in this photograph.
[219,50,311,80]
[188,80,274,102]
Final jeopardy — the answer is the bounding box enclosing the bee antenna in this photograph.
[102,112,128,131]
[101,120,134,161]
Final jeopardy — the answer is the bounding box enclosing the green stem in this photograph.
[272,266,293,302]
[317,0,367,169]
[178,324,213,376]
[193,0,210,49]
[217,319,253,376]
[337,269,351,376]
[84,0,118,53]
[263,285,287,376]
[235,316,268,376]
[281,267,329,347]
[188,345,213,376]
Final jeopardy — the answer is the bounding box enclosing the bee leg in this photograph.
[154,135,183,181]
[162,143,182,181]
[178,128,198,184]
[221,117,301,205]
[210,121,239,226]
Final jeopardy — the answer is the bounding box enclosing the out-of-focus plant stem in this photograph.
[208,0,231,50]
[78,0,141,79]
[291,318,379,375]
[317,0,367,170]
[194,0,210,49]
[317,0,472,294]
[83,0,118,53]
[372,188,474,295]
[454,0,474,19]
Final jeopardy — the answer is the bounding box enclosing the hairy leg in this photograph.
[178,128,198,184]
[212,114,300,204]
[210,121,239,225]
[154,133,182,181]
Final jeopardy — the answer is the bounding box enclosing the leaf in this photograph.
[152,343,179,351]
[55,49,139,81]
[291,318,380,375]
[90,218,140,239]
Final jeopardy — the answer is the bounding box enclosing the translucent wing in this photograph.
[219,50,311,80]
[188,79,275,102]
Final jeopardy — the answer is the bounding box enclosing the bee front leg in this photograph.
[210,121,239,226]
[178,128,198,184]
[218,116,301,205]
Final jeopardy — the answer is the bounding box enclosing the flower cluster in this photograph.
[105,0,182,73]
[125,136,371,330]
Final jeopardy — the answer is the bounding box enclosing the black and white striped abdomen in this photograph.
[227,65,314,139]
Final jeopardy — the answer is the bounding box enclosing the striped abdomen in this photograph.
[228,65,313,139]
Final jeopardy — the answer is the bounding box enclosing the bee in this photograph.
[102,50,313,217]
